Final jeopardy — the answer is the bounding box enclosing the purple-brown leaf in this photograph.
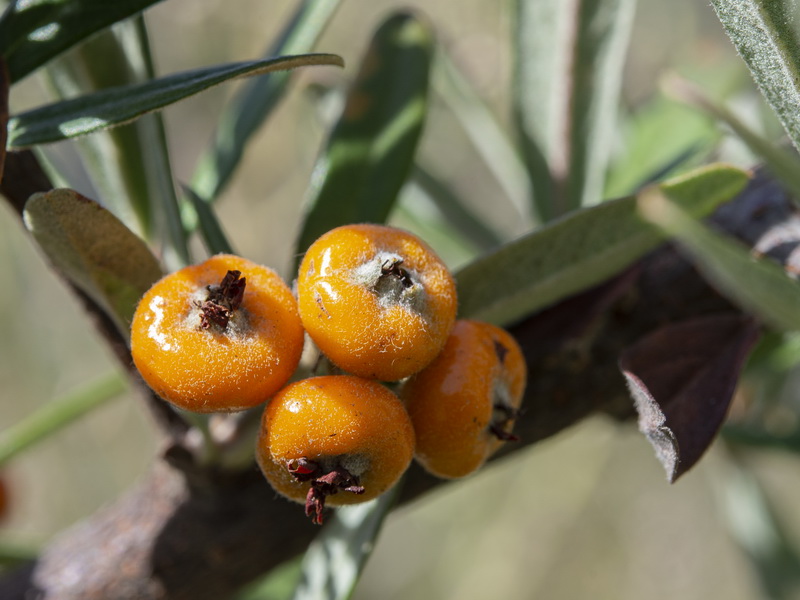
[620,314,760,482]
[505,266,642,445]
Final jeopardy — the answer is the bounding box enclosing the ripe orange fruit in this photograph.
[256,375,415,524]
[402,320,527,478]
[131,254,304,413]
[297,224,457,381]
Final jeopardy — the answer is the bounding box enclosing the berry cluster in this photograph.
[130,224,527,524]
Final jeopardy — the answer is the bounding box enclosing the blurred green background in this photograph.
[2,0,799,598]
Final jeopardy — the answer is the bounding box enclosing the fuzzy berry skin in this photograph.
[130,254,304,413]
[297,224,457,381]
[255,376,415,519]
[402,320,527,479]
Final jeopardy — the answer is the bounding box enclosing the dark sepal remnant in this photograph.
[490,403,521,442]
[380,257,414,289]
[288,457,365,525]
[199,270,246,330]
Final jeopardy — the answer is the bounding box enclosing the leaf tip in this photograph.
[636,185,670,225]
[621,370,681,483]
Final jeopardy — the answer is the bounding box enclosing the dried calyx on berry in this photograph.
[358,254,421,309]
[198,269,246,330]
[287,457,365,525]
[297,224,457,381]
[130,254,304,413]
[403,320,527,479]
[488,339,523,442]
[256,376,415,525]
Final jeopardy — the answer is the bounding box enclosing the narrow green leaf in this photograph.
[7,54,345,148]
[639,186,800,332]
[143,105,189,270]
[605,94,719,198]
[411,164,503,252]
[291,487,398,600]
[712,0,800,155]
[43,22,156,238]
[42,16,189,264]
[665,74,800,203]
[456,164,749,326]
[393,199,479,271]
[749,331,800,372]
[0,372,126,466]
[293,12,433,259]
[514,0,637,219]
[735,331,800,425]
[191,0,341,204]
[724,425,800,454]
[716,454,800,599]
[0,0,165,83]
[128,17,189,269]
[434,49,534,224]
[23,188,163,336]
[182,185,235,255]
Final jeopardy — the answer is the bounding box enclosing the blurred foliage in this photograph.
[2,0,800,598]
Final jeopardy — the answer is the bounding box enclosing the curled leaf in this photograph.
[620,314,760,482]
[23,189,162,338]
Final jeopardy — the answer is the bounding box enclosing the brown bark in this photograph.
[1,169,797,599]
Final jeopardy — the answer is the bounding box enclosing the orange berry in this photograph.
[255,375,415,524]
[297,224,457,381]
[131,254,304,413]
[402,320,527,479]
